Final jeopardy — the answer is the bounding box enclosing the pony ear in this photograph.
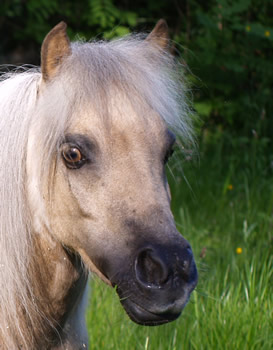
[146,19,169,50]
[41,21,71,82]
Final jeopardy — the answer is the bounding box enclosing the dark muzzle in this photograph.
[115,241,198,326]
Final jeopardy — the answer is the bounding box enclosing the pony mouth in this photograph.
[120,297,181,326]
[80,253,180,325]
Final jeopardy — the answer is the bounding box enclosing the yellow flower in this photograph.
[227,184,233,190]
[265,31,270,37]
[246,26,251,32]
[236,247,242,254]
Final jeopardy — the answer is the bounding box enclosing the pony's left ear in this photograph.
[146,19,169,50]
[41,21,71,82]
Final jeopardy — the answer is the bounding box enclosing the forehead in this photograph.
[68,89,170,149]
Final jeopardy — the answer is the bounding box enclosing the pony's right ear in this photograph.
[41,22,71,82]
[146,19,169,50]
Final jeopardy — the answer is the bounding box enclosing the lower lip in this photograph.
[121,298,181,326]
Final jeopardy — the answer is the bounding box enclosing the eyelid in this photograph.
[63,134,96,152]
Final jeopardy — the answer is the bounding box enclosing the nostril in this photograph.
[135,249,169,287]
[183,247,193,268]
[179,247,195,281]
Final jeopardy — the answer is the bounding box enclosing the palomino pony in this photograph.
[0,20,197,349]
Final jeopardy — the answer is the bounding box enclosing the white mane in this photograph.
[0,34,192,348]
[0,71,41,347]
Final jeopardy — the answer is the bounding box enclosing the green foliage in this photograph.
[182,0,273,144]
[87,0,137,38]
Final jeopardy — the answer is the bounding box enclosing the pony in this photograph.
[0,20,197,349]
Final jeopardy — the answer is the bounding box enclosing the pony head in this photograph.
[26,21,197,326]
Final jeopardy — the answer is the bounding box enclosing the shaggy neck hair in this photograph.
[0,34,192,348]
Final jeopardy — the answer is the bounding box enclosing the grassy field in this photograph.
[86,139,273,349]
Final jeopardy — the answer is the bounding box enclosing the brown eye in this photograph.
[62,144,85,169]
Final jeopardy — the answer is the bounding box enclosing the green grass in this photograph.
[86,141,273,349]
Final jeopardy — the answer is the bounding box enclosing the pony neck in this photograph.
[29,231,88,348]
